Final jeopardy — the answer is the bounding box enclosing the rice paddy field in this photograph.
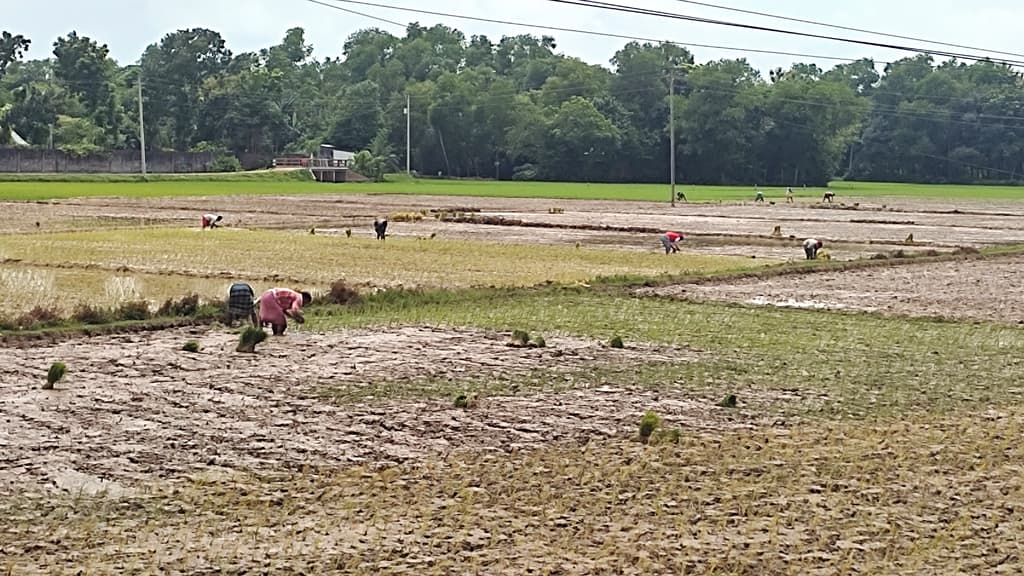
[2,178,1024,574]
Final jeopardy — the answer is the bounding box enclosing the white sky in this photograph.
[5,0,1021,73]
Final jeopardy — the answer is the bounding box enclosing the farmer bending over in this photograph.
[202,214,223,229]
[259,287,312,335]
[661,231,683,254]
[803,238,823,260]
[227,282,258,327]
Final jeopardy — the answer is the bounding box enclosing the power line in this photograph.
[668,0,1024,61]
[302,0,894,65]
[303,0,405,28]
[548,0,1024,68]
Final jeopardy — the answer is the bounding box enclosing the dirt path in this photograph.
[0,326,757,495]
[643,254,1024,324]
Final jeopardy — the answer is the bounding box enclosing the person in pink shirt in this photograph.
[259,287,312,335]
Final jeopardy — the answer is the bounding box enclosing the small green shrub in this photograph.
[609,335,625,349]
[195,301,226,320]
[454,393,479,409]
[114,300,151,321]
[182,340,201,353]
[158,294,200,317]
[17,306,62,330]
[717,394,738,408]
[237,327,267,353]
[326,279,362,305]
[345,228,352,238]
[638,411,661,443]
[73,304,112,325]
[660,427,682,444]
[211,155,242,173]
[509,330,531,348]
[531,336,547,348]
[44,362,66,390]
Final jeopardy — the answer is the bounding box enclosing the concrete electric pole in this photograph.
[138,72,147,177]
[405,93,411,176]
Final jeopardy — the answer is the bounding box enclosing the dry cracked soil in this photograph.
[0,325,756,497]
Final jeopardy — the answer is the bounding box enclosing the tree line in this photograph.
[2,24,1024,185]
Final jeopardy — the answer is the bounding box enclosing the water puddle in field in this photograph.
[745,296,852,310]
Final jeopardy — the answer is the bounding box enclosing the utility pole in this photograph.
[138,72,147,177]
[405,93,411,176]
[669,68,676,207]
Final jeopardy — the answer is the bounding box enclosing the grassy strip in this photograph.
[370,177,1024,201]
[0,316,218,346]
[307,287,1024,418]
[0,293,225,343]
[3,173,1024,202]
[832,180,1024,199]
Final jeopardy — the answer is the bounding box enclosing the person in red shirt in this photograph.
[258,287,312,335]
[660,231,683,254]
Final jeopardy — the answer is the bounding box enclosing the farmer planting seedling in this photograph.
[660,231,683,254]
[227,282,258,327]
[258,287,312,335]
[201,213,223,229]
[803,238,824,260]
[374,218,388,241]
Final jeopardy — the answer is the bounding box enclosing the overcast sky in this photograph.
[5,0,1021,74]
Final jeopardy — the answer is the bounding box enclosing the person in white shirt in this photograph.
[803,238,823,260]
[201,214,223,229]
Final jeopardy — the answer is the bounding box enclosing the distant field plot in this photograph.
[0,228,761,298]
[646,253,1024,325]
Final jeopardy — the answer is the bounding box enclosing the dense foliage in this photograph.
[2,24,1023,185]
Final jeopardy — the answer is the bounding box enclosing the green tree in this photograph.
[351,129,398,181]
[675,59,766,184]
[327,80,383,152]
[54,114,105,155]
[53,32,120,145]
[763,69,867,185]
[0,32,30,79]
[140,28,232,150]
[546,96,620,180]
